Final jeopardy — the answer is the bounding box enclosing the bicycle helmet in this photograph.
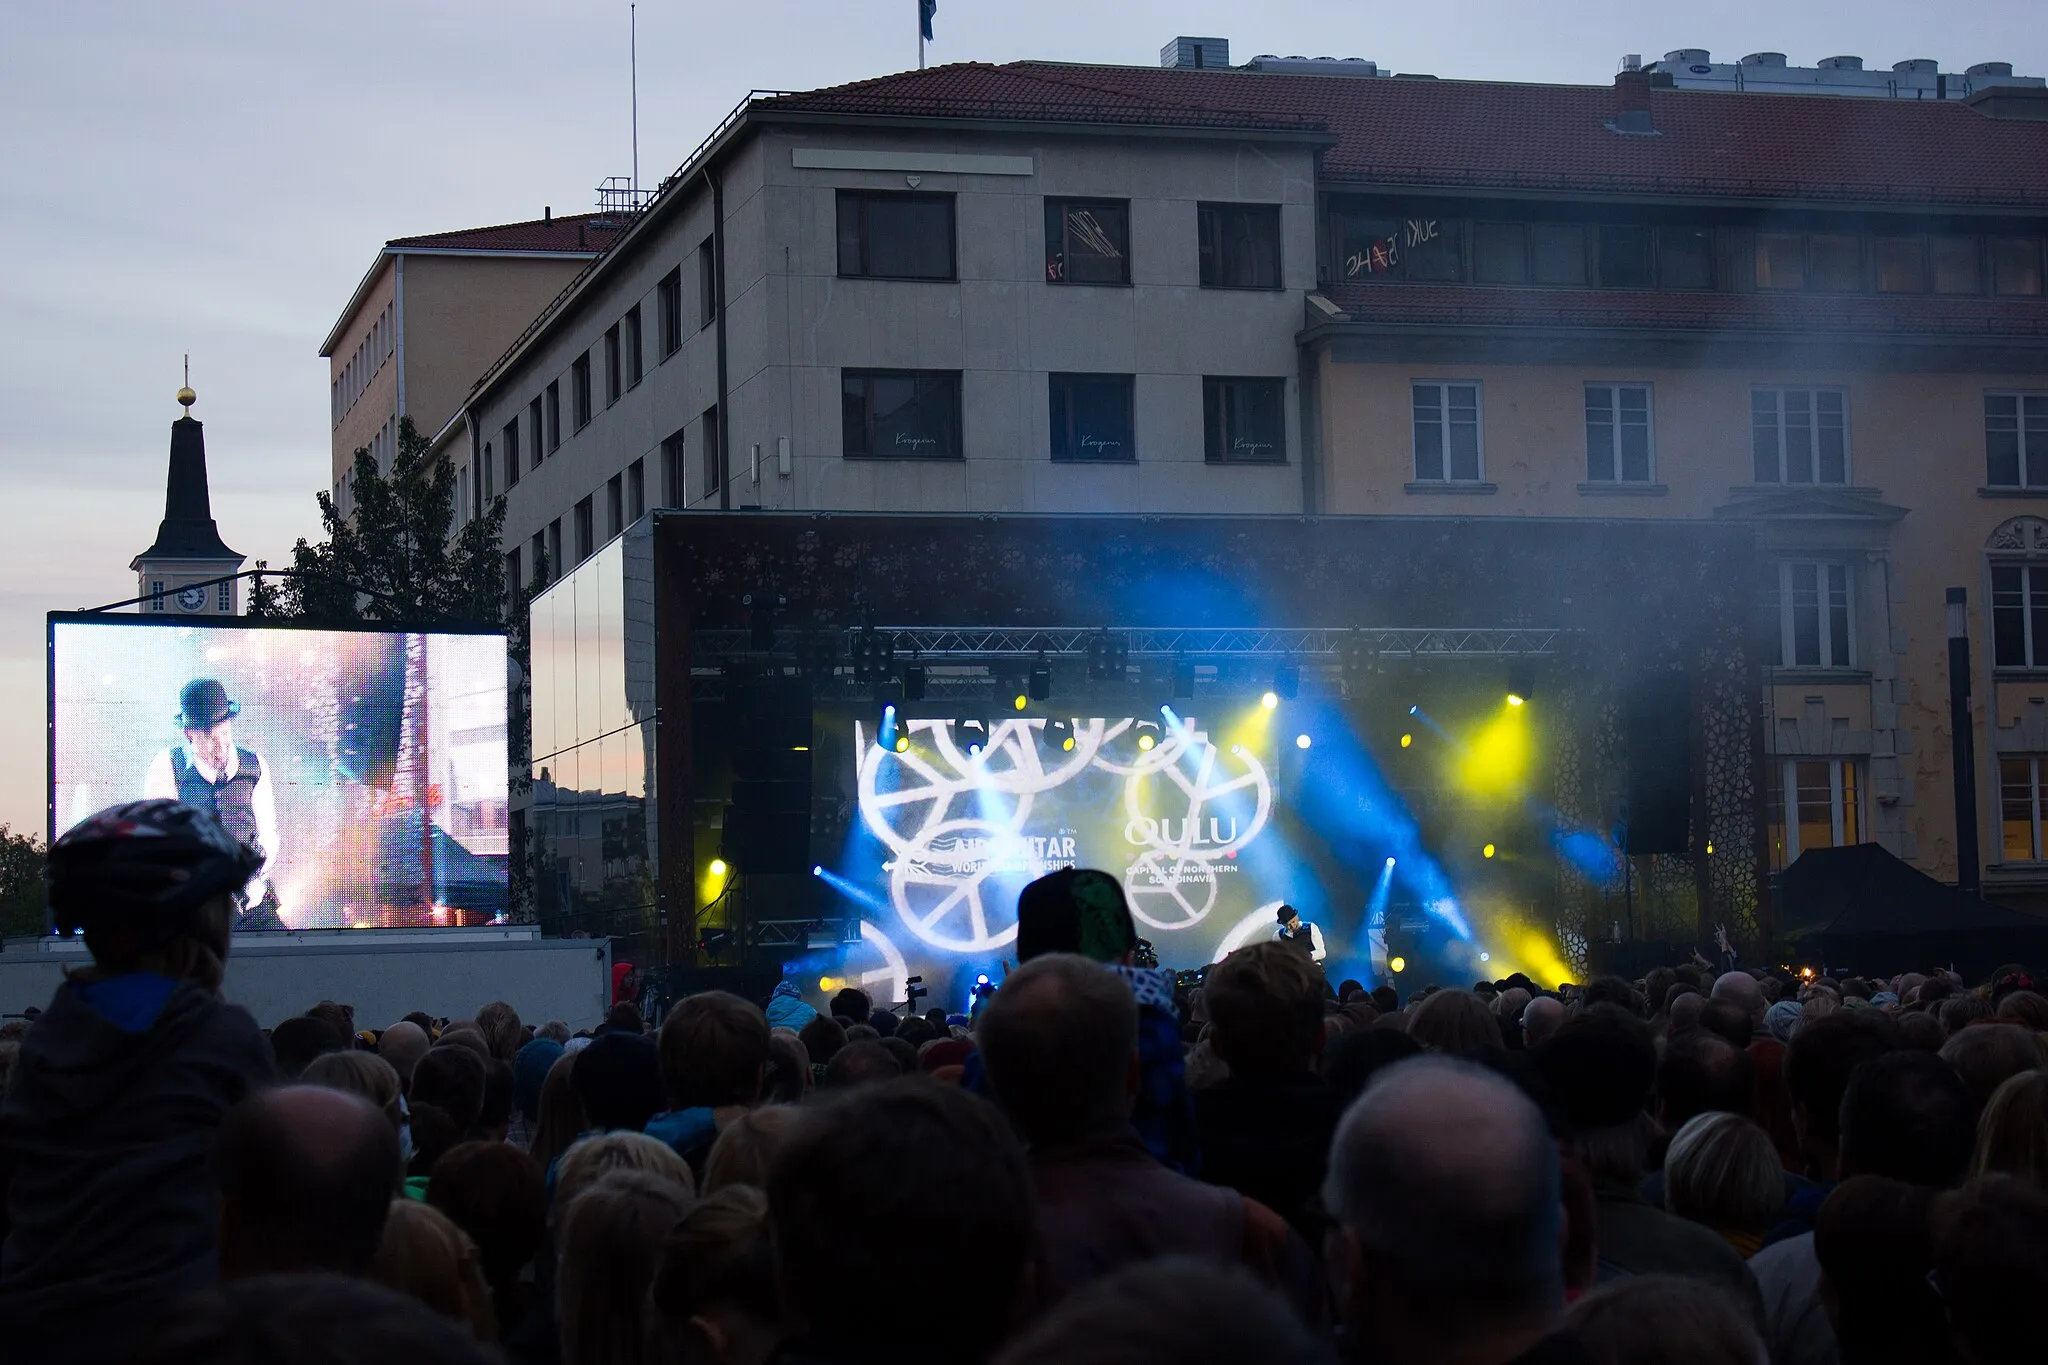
[45,799,262,949]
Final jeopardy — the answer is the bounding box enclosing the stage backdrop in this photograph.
[48,616,508,928]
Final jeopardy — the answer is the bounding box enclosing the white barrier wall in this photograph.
[0,928,612,1031]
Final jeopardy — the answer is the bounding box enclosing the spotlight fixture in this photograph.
[1482,843,1497,859]
[1086,630,1129,682]
[708,858,729,878]
[1028,652,1052,702]
[851,626,896,683]
[901,660,927,701]
[1137,731,1157,752]
[700,929,733,956]
[1479,951,1491,963]
[1389,955,1408,974]
[1274,660,1300,700]
[1385,856,1397,868]
[1013,693,1028,712]
[1295,734,1312,750]
[1507,660,1535,707]
[1172,656,1195,700]
[811,864,824,877]
[1400,733,1413,748]
[894,735,910,753]
[1260,691,1279,711]
[1341,631,1373,697]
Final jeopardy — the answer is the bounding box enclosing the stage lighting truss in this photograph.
[1086,630,1130,682]
[853,714,1272,952]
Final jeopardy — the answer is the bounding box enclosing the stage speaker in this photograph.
[726,677,813,873]
[1623,673,1692,856]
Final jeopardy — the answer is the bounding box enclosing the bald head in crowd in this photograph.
[216,1086,400,1281]
[377,1021,431,1089]
[978,953,1138,1148]
[1521,995,1565,1048]
[1712,972,1766,1030]
[1324,1057,1564,1365]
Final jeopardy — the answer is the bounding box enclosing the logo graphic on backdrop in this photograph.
[854,717,1272,954]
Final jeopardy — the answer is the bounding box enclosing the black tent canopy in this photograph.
[1775,843,2048,980]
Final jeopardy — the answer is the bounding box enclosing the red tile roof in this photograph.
[764,62,2048,208]
[387,213,624,254]
[1321,282,2048,337]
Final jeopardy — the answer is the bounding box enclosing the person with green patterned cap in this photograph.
[968,867,1199,1175]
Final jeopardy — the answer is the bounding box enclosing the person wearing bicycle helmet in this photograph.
[0,799,277,1365]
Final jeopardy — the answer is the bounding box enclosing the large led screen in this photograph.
[49,616,508,929]
[832,713,1305,990]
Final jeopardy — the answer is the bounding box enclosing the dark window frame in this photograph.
[503,419,521,486]
[1873,236,1929,294]
[1993,562,2048,668]
[1198,202,1284,290]
[842,369,965,460]
[835,190,958,281]
[544,380,561,452]
[603,325,622,405]
[573,495,594,563]
[1048,372,1137,463]
[1751,386,1849,486]
[571,353,592,431]
[1584,382,1654,484]
[1986,392,2048,489]
[702,405,722,496]
[699,237,718,328]
[1202,377,1287,465]
[528,397,545,469]
[625,305,645,386]
[657,269,683,357]
[606,474,623,538]
[626,458,645,520]
[1044,198,1132,286]
[1992,237,2046,297]
[660,430,686,507]
[1596,225,1653,289]
[1411,381,1483,483]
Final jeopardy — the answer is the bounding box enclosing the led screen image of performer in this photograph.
[141,678,284,929]
[1273,902,1325,964]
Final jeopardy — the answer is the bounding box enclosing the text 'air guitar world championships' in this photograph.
[848,712,1283,973]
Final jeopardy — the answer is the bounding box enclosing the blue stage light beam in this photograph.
[813,863,891,918]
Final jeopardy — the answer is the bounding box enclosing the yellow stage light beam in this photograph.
[1458,701,1531,796]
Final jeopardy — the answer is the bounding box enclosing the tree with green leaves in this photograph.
[247,416,506,626]
[0,823,47,939]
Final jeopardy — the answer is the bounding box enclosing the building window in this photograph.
[574,496,593,562]
[1767,562,1854,668]
[1199,203,1284,289]
[702,406,721,496]
[503,421,521,487]
[606,474,623,538]
[1045,199,1130,285]
[1874,237,1927,293]
[1751,388,1847,485]
[1411,382,1482,483]
[660,430,686,507]
[1992,238,2045,297]
[1992,563,2048,667]
[1767,759,1860,868]
[626,458,645,521]
[1203,377,1285,464]
[1756,234,1806,290]
[836,190,956,280]
[625,305,644,386]
[528,397,545,469]
[1531,224,1587,285]
[1049,374,1136,462]
[603,325,621,406]
[1986,394,2048,489]
[218,580,232,612]
[1933,237,1981,294]
[2001,757,2048,861]
[658,269,683,356]
[545,381,561,452]
[1596,225,1652,288]
[150,580,165,612]
[699,237,717,327]
[530,531,547,585]
[480,443,494,501]
[571,353,592,431]
[1658,228,1714,290]
[1472,223,1527,285]
[546,520,562,578]
[1584,384,1652,483]
[1809,234,1862,293]
[506,548,521,600]
[842,370,963,459]
[1332,211,1457,284]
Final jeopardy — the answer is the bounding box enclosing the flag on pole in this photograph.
[920,0,937,43]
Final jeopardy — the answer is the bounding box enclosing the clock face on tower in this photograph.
[176,585,207,612]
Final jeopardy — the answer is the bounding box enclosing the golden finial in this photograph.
[177,354,196,413]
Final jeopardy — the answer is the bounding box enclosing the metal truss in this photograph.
[691,625,1564,663]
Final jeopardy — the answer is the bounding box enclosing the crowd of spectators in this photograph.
[2,805,2046,1363]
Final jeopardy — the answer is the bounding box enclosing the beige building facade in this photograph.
[322,214,618,516]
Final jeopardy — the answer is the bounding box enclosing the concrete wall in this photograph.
[485,122,1321,579]
[1317,354,2048,888]
[329,258,397,494]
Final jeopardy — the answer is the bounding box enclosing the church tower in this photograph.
[130,380,244,614]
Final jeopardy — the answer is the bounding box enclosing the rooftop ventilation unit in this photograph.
[1817,55,1864,70]
[1740,52,1789,67]
[1244,54,1384,76]
[1160,36,1229,70]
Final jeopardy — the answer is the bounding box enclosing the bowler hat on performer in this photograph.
[176,678,239,729]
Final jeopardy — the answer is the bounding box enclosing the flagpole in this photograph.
[918,2,926,70]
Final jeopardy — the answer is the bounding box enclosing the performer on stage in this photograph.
[1274,903,1326,964]
[142,678,286,930]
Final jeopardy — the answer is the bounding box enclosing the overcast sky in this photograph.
[0,0,2041,836]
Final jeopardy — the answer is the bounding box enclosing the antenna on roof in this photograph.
[630,3,639,193]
